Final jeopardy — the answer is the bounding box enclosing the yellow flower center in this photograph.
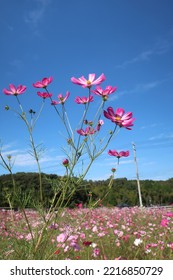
[86,80,91,86]
[115,116,121,121]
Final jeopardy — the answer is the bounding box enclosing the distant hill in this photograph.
[0,172,173,208]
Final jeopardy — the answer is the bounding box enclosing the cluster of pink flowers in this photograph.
[0,206,173,259]
[3,73,134,130]
[3,72,135,179]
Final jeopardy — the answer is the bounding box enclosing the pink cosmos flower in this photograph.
[77,127,95,136]
[71,73,106,88]
[108,150,129,158]
[3,84,26,96]
[91,85,117,101]
[165,212,173,217]
[92,248,100,257]
[108,150,129,164]
[167,243,173,250]
[33,76,53,88]
[160,218,169,227]
[37,92,52,99]
[75,95,93,104]
[76,203,83,209]
[51,91,70,105]
[57,233,67,243]
[104,107,135,129]
[25,233,33,241]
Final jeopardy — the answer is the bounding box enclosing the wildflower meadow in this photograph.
[0,73,172,260]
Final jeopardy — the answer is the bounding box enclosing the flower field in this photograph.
[0,206,173,260]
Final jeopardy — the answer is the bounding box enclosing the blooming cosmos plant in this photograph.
[1,71,138,260]
[71,73,106,88]
[2,72,135,213]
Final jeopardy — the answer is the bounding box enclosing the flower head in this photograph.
[37,92,52,99]
[51,91,70,105]
[77,127,95,136]
[108,150,129,158]
[134,238,143,246]
[83,241,92,247]
[3,84,26,96]
[111,168,116,173]
[104,107,135,130]
[76,203,83,209]
[92,248,100,258]
[33,77,53,88]
[75,95,93,104]
[160,218,169,227]
[71,73,106,88]
[91,85,117,101]
[57,233,67,243]
[108,150,129,164]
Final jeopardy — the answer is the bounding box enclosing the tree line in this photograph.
[0,172,173,208]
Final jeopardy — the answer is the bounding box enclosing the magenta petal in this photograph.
[3,89,12,95]
[115,108,125,117]
[121,112,133,120]
[108,150,119,157]
[107,107,115,117]
[9,84,16,93]
[88,73,96,82]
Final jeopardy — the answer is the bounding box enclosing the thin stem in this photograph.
[0,152,16,193]
[15,96,43,203]
[32,99,45,129]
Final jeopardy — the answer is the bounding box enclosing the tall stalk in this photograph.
[15,96,44,203]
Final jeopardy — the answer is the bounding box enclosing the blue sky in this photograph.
[0,0,173,181]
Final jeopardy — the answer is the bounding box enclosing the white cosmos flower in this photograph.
[134,238,143,246]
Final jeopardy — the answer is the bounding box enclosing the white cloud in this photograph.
[149,133,173,141]
[24,0,52,35]
[9,58,23,70]
[116,32,173,69]
[109,76,171,102]
[116,50,154,69]
[0,143,64,173]
[140,123,161,130]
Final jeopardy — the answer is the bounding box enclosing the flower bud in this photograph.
[62,158,69,167]
[88,121,93,126]
[111,168,116,173]
[5,105,9,110]
[67,138,72,144]
[102,95,108,101]
[7,155,12,160]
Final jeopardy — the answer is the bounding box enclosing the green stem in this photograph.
[0,152,16,193]
[15,96,43,203]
